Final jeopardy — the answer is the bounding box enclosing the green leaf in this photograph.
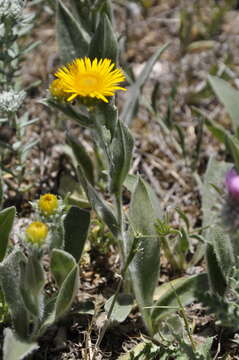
[128,176,160,334]
[206,243,227,296]
[55,264,79,320]
[20,255,45,318]
[124,174,162,218]
[70,0,114,34]
[43,98,93,128]
[0,169,3,208]
[121,43,170,126]
[202,157,234,293]
[26,258,45,295]
[196,337,213,358]
[3,328,39,360]
[51,249,76,287]
[225,133,239,172]
[193,105,231,145]
[208,75,239,133]
[151,273,208,333]
[110,120,134,193]
[123,174,137,193]
[207,226,235,281]
[100,0,114,23]
[88,14,118,63]
[201,156,231,230]
[201,156,231,258]
[69,0,93,33]
[77,166,119,237]
[0,206,16,262]
[66,134,95,185]
[56,0,90,64]
[104,293,134,323]
[0,250,29,339]
[64,206,91,262]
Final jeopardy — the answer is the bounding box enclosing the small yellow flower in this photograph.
[49,79,68,99]
[26,221,48,245]
[38,193,58,216]
[53,57,126,103]
[142,0,152,8]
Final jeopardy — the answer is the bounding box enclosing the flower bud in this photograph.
[38,193,58,216]
[225,168,239,200]
[26,221,48,246]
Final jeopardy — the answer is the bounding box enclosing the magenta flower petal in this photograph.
[225,168,239,200]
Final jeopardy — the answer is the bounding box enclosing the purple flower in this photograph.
[225,168,239,200]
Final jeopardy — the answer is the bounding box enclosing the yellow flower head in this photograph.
[49,79,68,99]
[38,193,58,216]
[26,221,48,245]
[53,57,126,103]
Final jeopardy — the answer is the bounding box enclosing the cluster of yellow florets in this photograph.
[26,221,48,246]
[38,193,58,216]
[25,193,59,246]
[50,57,126,103]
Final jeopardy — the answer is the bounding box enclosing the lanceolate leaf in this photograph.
[201,156,231,230]
[69,0,92,32]
[0,206,16,262]
[207,226,235,282]
[202,157,234,293]
[43,98,93,128]
[100,0,114,23]
[124,174,162,219]
[20,255,45,318]
[55,265,79,320]
[193,106,228,144]
[104,293,134,323]
[67,133,95,185]
[0,250,29,339]
[64,206,91,262]
[3,328,39,360]
[77,165,119,237]
[88,14,118,63]
[56,0,90,63]
[208,75,239,133]
[128,176,160,334]
[110,120,134,194]
[121,43,170,126]
[206,243,227,296]
[225,133,239,173]
[51,249,76,288]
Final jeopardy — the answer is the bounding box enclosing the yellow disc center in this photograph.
[80,75,99,91]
